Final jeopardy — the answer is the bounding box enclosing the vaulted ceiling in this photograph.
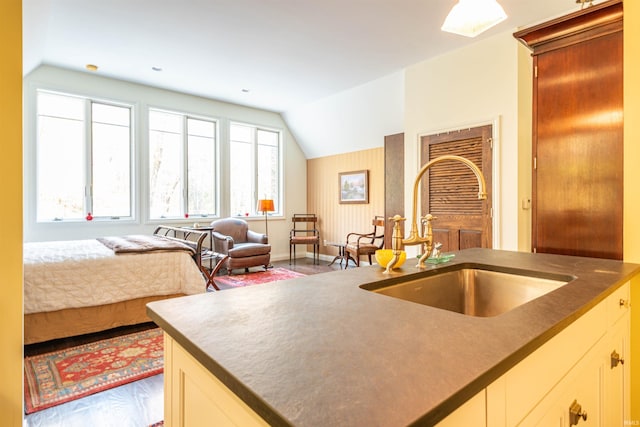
[24,0,580,157]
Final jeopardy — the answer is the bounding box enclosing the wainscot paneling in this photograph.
[306,148,385,264]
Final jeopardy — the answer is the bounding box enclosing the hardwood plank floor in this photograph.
[24,257,347,426]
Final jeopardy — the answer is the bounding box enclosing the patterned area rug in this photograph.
[214,267,305,289]
[24,328,163,414]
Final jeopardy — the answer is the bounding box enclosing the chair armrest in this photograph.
[247,230,268,244]
[211,231,234,252]
[346,231,374,246]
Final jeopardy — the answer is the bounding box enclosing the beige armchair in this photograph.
[210,218,271,274]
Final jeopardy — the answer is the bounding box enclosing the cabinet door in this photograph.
[559,353,602,427]
[518,335,603,427]
[603,315,629,426]
[165,335,269,427]
[533,28,623,260]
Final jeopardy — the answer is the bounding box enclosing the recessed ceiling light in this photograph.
[152,66,163,72]
[85,64,99,72]
[241,88,250,93]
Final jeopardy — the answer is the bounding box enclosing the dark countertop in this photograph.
[147,248,640,426]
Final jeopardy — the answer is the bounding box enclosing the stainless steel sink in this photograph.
[361,265,574,317]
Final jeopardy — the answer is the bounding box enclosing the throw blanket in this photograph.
[97,234,196,255]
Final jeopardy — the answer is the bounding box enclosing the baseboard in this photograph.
[270,252,373,266]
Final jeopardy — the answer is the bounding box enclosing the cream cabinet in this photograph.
[163,333,270,427]
[488,281,630,427]
[603,282,630,426]
[162,282,630,426]
[515,335,602,427]
[435,391,486,427]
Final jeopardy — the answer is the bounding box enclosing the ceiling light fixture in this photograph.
[85,64,99,72]
[151,66,163,72]
[576,0,594,10]
[441,0,507,38]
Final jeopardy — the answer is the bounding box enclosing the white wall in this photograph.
[404,31,525,252]
[283,71,404,159]
[23,65,308,261]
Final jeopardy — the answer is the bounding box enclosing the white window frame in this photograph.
[147,108,219,221]
[228,121,283,217]
[34,89,135,223]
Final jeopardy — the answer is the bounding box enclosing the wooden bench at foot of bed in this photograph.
[24,293,184,345]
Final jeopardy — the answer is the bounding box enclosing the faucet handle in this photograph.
[389,214,406,223]
[430,242,443,259]
[389,215,406,252]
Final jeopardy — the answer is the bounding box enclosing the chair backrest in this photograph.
[211,218,249,243]
[368,216,385,247]
[291,214,319,239]
[291,214,317,228]
[372,215,385,230]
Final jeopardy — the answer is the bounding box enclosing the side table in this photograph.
[200,251,228,291]
[327,242,349,269]
[180,225,226,290]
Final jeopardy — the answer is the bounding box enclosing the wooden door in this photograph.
[515,1,623,260]
[420,125,492,252]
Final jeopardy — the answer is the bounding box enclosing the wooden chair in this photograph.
[345,216,385,267]
[289,214,320,264]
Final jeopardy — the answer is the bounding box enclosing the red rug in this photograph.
[214,267,305,289]
[24,328,164,414]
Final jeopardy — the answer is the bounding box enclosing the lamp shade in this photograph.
[257,199,275,213]
[441,0,507,38]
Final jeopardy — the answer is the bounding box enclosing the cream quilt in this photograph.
[24,239,206,314]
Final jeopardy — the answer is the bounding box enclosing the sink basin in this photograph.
[361,265,574,317]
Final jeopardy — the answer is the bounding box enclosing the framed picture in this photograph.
[339,170,369,204]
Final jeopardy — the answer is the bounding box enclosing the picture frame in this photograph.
[339,170,369,204]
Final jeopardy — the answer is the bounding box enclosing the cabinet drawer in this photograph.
[606,281,630,327]
[503,301,606,425]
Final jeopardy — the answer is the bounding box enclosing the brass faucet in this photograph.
[384,155,487,274]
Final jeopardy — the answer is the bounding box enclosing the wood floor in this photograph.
[24,257,346,427]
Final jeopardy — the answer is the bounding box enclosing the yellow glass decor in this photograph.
[375,249,407,269]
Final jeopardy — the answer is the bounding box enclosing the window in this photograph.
[229,123,281,216]
[148,109,217,219]
[36,91,132,221]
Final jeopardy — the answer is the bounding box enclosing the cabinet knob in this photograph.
[569,399,587,425]
[619,298,630,308]
[611,350,625,368]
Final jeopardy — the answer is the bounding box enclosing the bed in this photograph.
[23,226,209,344]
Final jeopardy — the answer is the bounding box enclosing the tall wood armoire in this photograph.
[514,0,623,260]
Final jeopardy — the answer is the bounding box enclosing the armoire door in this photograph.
[515,0,623,260]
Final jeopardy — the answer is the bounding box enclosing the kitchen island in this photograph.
[147,248,640,426]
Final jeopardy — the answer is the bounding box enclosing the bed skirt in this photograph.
[24,294,184,345]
